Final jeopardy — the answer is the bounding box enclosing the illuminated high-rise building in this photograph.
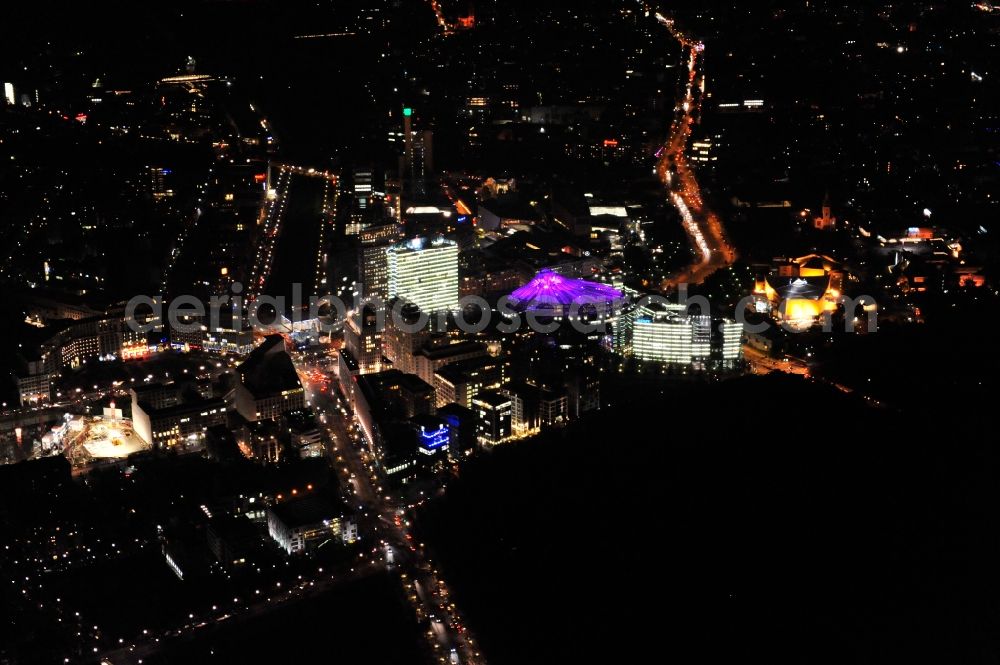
[344,304,383,374]
[618,301,742,368]
[387,237,459,313]
[410,130,433,198]
[354,168,374,210]
[348,167,387,235]
[398,107,433,199]
[148,166,174,200]
[716,320,744,365]
[359,222,403,302]
[690,135,718,165]
[473,390,511,444]
[631,304,711,365]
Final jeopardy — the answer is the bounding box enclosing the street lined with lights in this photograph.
[651,8,737,290]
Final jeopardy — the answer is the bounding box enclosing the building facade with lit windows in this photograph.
[202,327,255,356]
[348,167,375,235]
[344,305,384,374]
[43,316,126,369]
[412,415,451,457]
[132,397,227,449]
[354,370,435,456]
[433,356,503,408]
[359,222,403,301]
[690,134,719,165]
[473,390,512,444]
[267,495,358,555]
[14,368,52,406]
[382,310,433,375]
[617,301,743,368]
[632,309,712,364]
[437,403,478,459]
[387,237,459,314]
[13,349,55,406]
[717,321,744,365]
[506,381,568,434]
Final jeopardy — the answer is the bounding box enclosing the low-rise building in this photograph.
[267,494,357,555]
[13,353,53,406]
[132,396,226,449]
[203,327,256,356]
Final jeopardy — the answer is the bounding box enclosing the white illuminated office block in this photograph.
[633,316,697,364]
[387,237,459,313]
[719,320,744,360]
[627,302,739,366]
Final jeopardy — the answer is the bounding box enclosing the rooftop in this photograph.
[238,335,301,397]
[472,390,512,409]
[417,341,487,362]
[388,236,457,254]
[766,275,831,301]
[268,493,349,529]
[508,269,623,310]
[434,356,501,385]
[138,397,226,419]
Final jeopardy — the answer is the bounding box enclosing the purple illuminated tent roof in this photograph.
[507,270,623,311]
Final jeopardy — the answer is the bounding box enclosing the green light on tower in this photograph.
[403,107,413,117]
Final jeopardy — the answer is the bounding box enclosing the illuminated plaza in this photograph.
[63,407,150,467]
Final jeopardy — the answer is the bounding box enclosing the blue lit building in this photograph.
[437,402,477,459]
[412,414,450,456]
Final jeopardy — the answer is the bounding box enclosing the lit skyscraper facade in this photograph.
[619,302,742,368]
[344,305,384,374]
[716,320,743,364]
[387,237,459,313]
[632,308,711,364]
[359,222,402,302]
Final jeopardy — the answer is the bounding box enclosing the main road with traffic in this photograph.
[648,6,737,290]
[300,355,486,665]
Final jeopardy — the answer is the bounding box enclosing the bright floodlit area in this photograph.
[66,415,149,465]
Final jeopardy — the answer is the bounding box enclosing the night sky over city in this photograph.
[3,1,1000,663]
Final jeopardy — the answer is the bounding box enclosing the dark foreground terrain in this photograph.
[419,375,1000,664]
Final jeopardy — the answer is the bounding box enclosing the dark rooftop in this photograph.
[138,397,226,419]
[471,390,512,408]
[268,492,349,529]
[238,335,301,398]
[434,356,501,386]
[417,341,486,362]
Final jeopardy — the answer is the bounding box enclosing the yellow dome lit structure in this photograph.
[763,254,845,329]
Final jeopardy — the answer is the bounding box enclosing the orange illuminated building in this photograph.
[905,227,935,240]
[956,269,986,288]
[814,193,836,231]
[121,342,151,361]
[758,254,845,328]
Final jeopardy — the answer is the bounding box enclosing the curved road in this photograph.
[652,9,737,290]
